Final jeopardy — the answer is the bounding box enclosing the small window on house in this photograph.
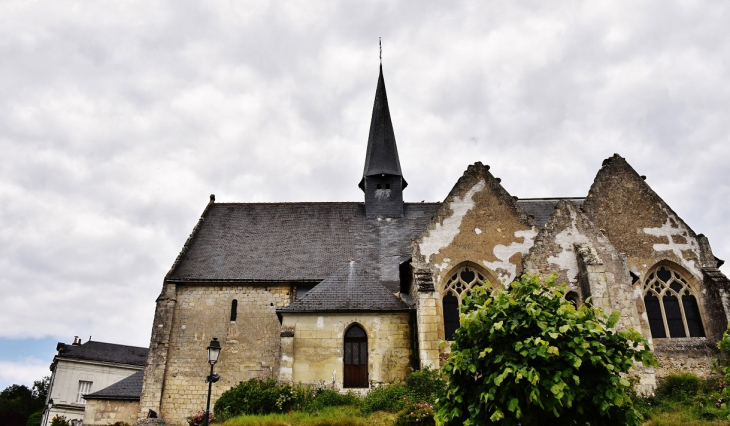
[442,265,490,340]
[230,299,238,322]
[376,184,382,189]
[77,381,92,404]
[643,265,705,338]
[385,184,390,189]
[296,285,314,301]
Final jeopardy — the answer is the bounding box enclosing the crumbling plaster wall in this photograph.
[581,154,727,378]
[412,162,538,367]
[154,283,290,426]
[278,313,411,389]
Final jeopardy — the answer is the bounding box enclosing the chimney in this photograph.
[72,336,81,346]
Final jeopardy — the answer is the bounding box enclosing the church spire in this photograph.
[358,64,407,191]
[359,60,407,218]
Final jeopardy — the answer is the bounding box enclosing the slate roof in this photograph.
[83,370,144,400]
[359,65,406,189]
[281,261,410,312]
[56,341,148,366]
[168,202,441,291]
[518,198,585,229]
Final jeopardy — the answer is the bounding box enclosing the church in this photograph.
[132,66,730,425]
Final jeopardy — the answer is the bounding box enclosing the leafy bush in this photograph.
[394,398,436,426]
[360,383,408,414]
[656,373,702,402]
[25,412,42,426]
[214,378,283,417]
[436,273,657,426]
[404,367,445,404]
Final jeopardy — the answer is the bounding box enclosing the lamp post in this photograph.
[204,337,221,426]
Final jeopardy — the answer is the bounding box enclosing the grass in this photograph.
[218,406,396,426]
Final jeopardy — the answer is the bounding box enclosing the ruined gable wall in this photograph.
[158,283,290,425]
[581,154,725,378]
[279,312,411,389]
[413,162,537,290]
[412,162,537,367]
[524,200,642,332]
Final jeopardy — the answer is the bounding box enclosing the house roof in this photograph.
[280,260,411,312]
[517,198,585,229]
[55,341,148,366]
[83,370,144,400]
[167,202,441,292]
[359,65,406,190]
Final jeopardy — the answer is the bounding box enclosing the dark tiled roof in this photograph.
[168,202,440,290]
[359,65,406,189]
[56,341,148,366]
[84,370,143,400]
[281,261,410,312]
[517,198,585,229]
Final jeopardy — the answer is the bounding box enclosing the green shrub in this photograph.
[436,273,657,425]
[656,373,702,401]
[25,412,42,426]
[214,378,284,418]
[360,383,408,414]
[404,367,445,404]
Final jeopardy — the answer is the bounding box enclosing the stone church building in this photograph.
[132,67,730,424]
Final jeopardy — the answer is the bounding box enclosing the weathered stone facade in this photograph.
[148,283,289,423]
[84,399,140,425]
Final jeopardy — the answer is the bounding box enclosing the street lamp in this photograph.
[204,338,221,426]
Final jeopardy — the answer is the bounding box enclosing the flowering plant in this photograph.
[394,397,435,426]
[187,411,207,426]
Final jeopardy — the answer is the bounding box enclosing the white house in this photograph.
[42,337,148,426]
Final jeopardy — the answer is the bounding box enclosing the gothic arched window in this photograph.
[643,265,705,338]
[442,265,489,340]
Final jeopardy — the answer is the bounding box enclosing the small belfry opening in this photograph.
[343,324,368,388]
[442,264,493,340]
[643,264,705,338]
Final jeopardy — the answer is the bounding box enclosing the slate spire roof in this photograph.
[359,65,407,190]
[280,260,411,312]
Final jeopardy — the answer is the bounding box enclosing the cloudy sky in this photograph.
[1,0,729,389]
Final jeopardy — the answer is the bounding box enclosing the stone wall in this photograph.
[84,399,140,425]
[279,312,412,388]
[157,283,290,425]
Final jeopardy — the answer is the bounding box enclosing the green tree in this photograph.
[0,377,50,426]
[436,274,657,426]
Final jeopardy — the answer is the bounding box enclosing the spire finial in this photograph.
[379,37,382,65]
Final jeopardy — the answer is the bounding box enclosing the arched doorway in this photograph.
[343,324,368,388]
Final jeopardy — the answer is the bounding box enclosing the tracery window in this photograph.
[443,265,489,340]
[643,265,705,338]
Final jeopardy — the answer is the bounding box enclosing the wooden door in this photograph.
[343,325,368,388]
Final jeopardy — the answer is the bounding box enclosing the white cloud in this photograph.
[0,358,51,389]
